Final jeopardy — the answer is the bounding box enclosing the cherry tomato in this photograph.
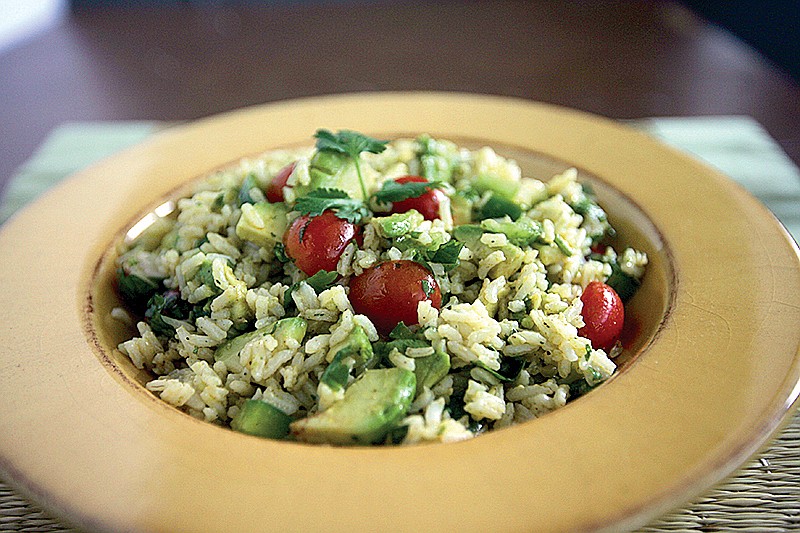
[266,162,296,203]
[349,260,442,335]
[389,175,446,221]
[579,281,624,351]
[283,210,361,276]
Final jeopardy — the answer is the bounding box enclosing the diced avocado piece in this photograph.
[450,192,474,226]
[480,217,543,247]
[417,135,460,183]
[373,210,424,238]
[413,350,450,394]
[235,201,288,251]
[271,316,308,348]
[321,325,374,390]
[452,224,484,244]
[214,317,307,373]
[231,399,292,440]
[290,368,416,445]
[474,173,520,201]
[478,194,523,220]
[294,150,376,200]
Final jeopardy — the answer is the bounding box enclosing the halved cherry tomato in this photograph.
[349,260,442,335]
[266,162,296,203]
[389,175,445,221]
[578,281,624,351]
[283,210,360,276]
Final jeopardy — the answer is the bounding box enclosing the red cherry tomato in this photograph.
[283,210,361,276]
[579,281,624,351]
[388,175,446,221]
[349,260,442,335]
[266,162,296,203]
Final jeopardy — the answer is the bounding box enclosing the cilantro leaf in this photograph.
[414,239,463,272]
[314,129,388,200]
[293,188,370,224]
[314,129,388,157]
[373,179,443,205]
[421,279,434,297]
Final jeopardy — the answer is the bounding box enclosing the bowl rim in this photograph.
[0,92,798,532]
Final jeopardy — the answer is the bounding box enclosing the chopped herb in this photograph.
[389,322,415,340]
[314,129,388,200]
[475,356,525,382]
[145,290,191,337]
[605,263,641,303]
[373,179,443,205]
[212,192,226,212]
[116,267,161,308]
[238,174,259,206]
[553,234,573,256]
[273,242,290,263]
[413,240,463,272]
[293,188,370,224]
[421,279,433,297]
[477,194,523,220]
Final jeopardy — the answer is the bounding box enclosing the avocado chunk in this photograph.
[290,368,416,445]
[214,317,307,373]
[231,399,292,440]
[478,194,523,220]
[321,324,374,391]
[413,350,451,394]
[292,150,376,200]
[235,201,288,251]
[480,217,543,247]
[373,210,424,238]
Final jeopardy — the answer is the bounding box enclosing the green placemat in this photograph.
[0,118,798,532]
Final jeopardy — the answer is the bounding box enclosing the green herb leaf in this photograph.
[388,322,416,340]
[145,290,192,337]
[314,129,388,200]
[413,239,463,272]
[274,242,290,263]
[238,174,259,206]
[293,188,370,224]
[373,179,443,205]
[421,279,433,297]
[283,269,339,308]
[314,129,388,158]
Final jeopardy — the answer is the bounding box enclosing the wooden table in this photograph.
[1,0,798,198]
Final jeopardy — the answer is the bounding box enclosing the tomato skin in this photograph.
[388,175,446,221]
[579,281,624,351]
[349,260,442,335]
[283,210,361,276]
[266,162,296,203]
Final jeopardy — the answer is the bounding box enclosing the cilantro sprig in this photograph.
[293,188,370,224]
[314,129,388,201]
[412,239,463,272]
[373,179,444,205]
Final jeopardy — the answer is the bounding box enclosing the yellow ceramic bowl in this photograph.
[1,93,798,532]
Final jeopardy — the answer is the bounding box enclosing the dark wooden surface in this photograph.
[1,0,798,198]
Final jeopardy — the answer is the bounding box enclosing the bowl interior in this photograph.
[86,138,675,420]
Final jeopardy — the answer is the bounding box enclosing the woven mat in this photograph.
[1,118,798,531]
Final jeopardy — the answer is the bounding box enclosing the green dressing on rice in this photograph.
[114,130,648,445]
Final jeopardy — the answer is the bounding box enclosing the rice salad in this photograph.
[114,130,647,446]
